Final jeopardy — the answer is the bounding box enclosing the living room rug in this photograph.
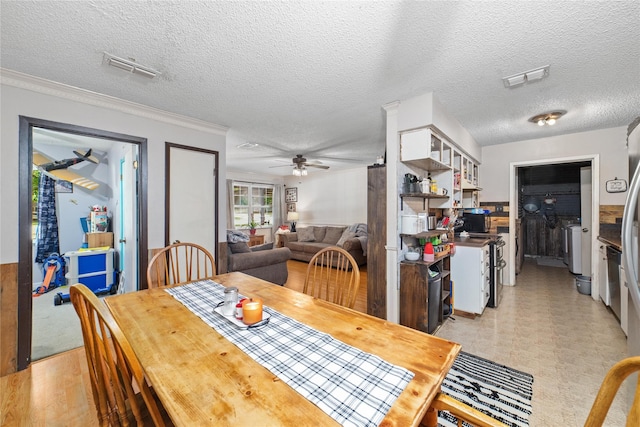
[439,351,534,427]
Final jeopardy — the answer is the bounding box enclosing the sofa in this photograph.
[227,241,291,285]
[279,224,367,266]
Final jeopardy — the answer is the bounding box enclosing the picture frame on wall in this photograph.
[287,203,296,212]
[285,187,297,203]
[54,180,73,193]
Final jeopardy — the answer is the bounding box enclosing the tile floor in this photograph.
[435,258,630,426]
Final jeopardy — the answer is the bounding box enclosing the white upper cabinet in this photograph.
[400,128,451,171]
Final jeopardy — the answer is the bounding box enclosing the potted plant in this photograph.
[248,220,258,235]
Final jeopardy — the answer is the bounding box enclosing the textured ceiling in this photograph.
[2,1,639,176]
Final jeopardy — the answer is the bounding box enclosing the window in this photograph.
[233,182,274,228]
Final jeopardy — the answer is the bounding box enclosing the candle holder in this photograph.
[242,298,263,325]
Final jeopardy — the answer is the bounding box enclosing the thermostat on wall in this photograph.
[605,178,627,193]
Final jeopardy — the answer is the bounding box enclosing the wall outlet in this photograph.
[496,205,503,212]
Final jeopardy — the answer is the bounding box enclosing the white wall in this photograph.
[283,167,367,226]
[1,71,228,264]
[479,126,628,205]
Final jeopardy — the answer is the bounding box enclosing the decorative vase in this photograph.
[250,229,257,235]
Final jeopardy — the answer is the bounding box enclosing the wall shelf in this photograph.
[400,193,449,210]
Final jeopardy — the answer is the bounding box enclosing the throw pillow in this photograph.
[337,230,357,247]
[251,242,274,252]
[297,227,316,242]
[226,229,250,243]
[228,242,252,253]
[323,226,347,244]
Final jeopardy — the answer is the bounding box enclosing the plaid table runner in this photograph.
[165,280,414,427]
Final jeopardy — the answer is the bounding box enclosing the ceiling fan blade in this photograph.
[268,164,295,168]
[306,164,330,169]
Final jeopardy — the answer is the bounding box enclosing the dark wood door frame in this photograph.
[18,116,148,371]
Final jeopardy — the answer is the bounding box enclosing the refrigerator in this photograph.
[622,116,640,408]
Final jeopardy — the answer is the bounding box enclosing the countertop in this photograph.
[453,233,502,248]
[598,224,622,251]
[454,237,492,247]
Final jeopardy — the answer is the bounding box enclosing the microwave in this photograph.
[461,213,491,233]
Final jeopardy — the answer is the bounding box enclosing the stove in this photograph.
[487,236,505,308]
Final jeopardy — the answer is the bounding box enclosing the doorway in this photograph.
[165,142,219,263]
[508,155,600,299]
[18,116,148,370]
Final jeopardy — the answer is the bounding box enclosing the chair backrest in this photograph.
[303,246,361,309]
[69,284,167,426]
[147,242,216,288]
[584,356,640,426]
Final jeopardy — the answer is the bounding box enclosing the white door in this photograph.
[580,166,592,279]
[119,145,138,293]
[168,144,218,260]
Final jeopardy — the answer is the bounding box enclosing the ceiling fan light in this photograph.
[301,167,308,176]
[529,110,566,126]
[292,168,301,176]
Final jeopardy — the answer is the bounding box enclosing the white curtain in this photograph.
[226,179,234,230]
[272,184,284,235]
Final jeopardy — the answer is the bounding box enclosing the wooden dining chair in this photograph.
[70,284,170,426]
[424,392,508,427]
[303,246,361,309]
[147,242,216,288]
[584,355,640,427]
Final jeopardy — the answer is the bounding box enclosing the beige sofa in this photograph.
[279,225,367,266]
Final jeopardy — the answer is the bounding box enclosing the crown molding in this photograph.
[0,68,228,136]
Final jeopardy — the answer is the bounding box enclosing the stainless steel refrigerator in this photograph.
[622,116,640,408]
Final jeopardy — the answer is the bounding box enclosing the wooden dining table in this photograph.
[104,272,461,426]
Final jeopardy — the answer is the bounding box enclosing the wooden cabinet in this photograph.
[367,165,387,319]
[400,255,451,334]
[87,232,113,248]
[450,244,490,315]
[248,235,264,247]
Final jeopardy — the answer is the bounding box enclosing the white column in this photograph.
[382,101,400,323]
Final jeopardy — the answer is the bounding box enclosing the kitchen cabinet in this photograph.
[450,244,490,315]
[399,126,479,210]
[400,254,452,334]
[598,244,610,305]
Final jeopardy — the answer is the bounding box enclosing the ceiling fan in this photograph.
[33,149,100,190]
[270,154,330,175]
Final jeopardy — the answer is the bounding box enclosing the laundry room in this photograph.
[518,161,592,269]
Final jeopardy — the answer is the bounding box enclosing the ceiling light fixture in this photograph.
[103,52,159,79]
[292,167,308,176]
[528,111,566,126]
[503,65,550,88]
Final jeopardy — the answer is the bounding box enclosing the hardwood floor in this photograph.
[0,261,368,426]
[284,259,368,313]
[0,347,97,426]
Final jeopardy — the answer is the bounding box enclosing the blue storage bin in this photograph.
[66,271,114,294]
[66,249,114,276]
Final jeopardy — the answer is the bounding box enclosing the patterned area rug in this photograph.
[439,352,534,427]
